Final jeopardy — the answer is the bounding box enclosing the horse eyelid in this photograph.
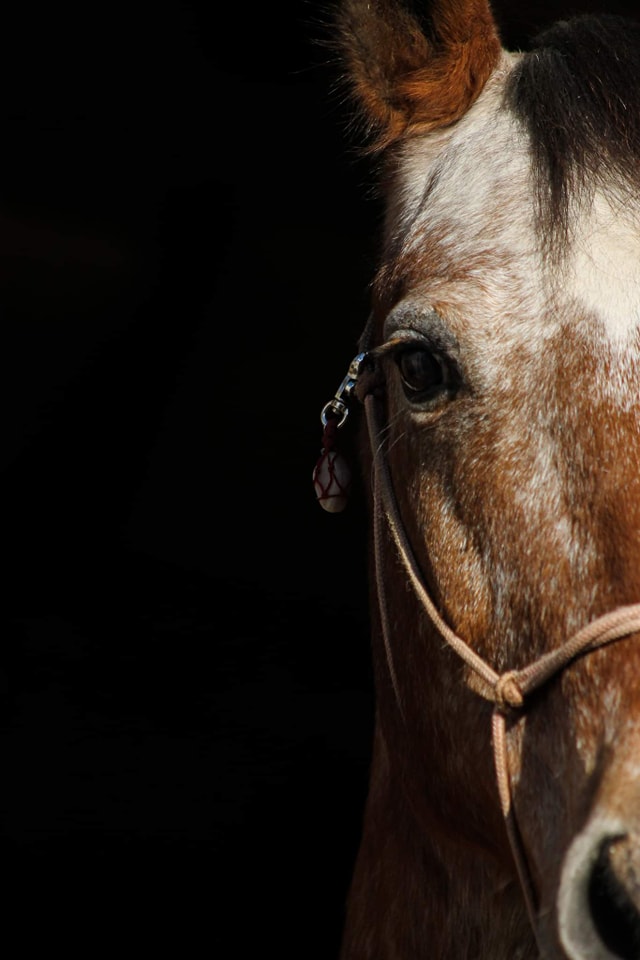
[370,336,456,372]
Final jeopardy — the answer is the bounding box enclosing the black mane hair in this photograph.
[506,14,640,246]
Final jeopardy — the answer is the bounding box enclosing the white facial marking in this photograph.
[564,190,640,344]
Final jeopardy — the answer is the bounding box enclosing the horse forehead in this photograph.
[388,53,640,352]
[389,54,535,297]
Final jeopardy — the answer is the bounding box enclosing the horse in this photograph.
[313,2,640,957]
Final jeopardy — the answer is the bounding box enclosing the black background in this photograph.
[2,1,638,955]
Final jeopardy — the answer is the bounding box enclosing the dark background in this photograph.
[1,1,638,955]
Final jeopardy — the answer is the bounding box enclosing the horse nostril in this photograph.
[587,836,640,960]
[559,825,640,960]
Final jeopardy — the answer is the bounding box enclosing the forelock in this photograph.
[505,14,640,253]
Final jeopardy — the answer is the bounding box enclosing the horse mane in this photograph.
[506,14,640,245]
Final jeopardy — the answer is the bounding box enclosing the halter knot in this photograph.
[494,671,524,712]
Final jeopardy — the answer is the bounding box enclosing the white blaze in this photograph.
[565,190,640,343]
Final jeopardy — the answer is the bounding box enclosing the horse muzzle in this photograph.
[558,812,640,959]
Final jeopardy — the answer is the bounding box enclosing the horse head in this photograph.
[324,2,640,957]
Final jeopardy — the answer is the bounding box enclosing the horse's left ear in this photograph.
[337,0,502,152]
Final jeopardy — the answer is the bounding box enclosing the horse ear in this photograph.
[337,0,502,151]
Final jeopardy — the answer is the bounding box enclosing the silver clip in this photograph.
[320,352,367,427]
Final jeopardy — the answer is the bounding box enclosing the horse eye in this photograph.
[396,346,451,399]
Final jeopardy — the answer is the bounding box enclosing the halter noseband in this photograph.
[315,336,640,948]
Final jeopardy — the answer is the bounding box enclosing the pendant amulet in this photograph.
[312,449,351,513]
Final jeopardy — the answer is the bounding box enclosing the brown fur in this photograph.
[337,0,501,151]
[334,1,640,958]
